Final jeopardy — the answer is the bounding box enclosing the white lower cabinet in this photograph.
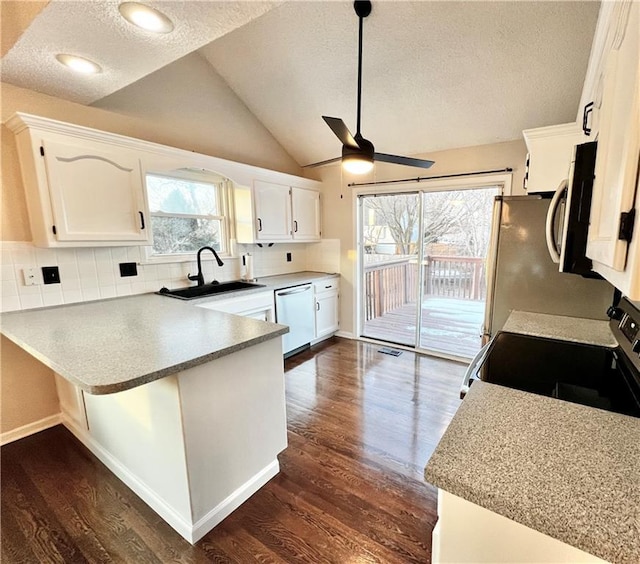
[433,490,606,563]
[314,279,339,340]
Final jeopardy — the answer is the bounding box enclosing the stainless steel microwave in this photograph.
[545,141,599,277]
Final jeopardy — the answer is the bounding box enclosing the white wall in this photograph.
[91,52,303,175]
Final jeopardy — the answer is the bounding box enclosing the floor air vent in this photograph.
[378,347,403,357]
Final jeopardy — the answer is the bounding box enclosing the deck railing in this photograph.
[364,255,487,321]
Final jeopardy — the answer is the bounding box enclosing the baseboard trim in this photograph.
[1,413,61,446]
[61,416,280,544]
[190,459,280,543]
[61,415,194,541]
[334,331,354,339]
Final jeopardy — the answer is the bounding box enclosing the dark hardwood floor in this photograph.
[1,337,464,563]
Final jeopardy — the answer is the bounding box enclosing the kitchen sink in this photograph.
[157,281,265,300]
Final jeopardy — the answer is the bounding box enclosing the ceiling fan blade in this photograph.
[374,152,435,169]
[322,116,360,149]
[302,156,343,168]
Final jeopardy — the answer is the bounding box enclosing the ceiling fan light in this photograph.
[119,2,174,33]
[343,154,374,174]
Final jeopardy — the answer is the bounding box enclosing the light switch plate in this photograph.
[22,268,39,286]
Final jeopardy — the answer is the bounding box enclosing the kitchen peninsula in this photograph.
[1,294,289,543]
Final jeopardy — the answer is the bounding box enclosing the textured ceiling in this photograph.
[1,0,279,104]
[1,0,600,167]
[200,1,601,165]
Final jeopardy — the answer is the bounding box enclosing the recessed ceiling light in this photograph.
[55,54,102,75]
[118,2,174,33]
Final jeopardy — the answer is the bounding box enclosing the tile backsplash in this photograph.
[0,239,341,312]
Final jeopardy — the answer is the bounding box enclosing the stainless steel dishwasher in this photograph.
[274,283,315,358]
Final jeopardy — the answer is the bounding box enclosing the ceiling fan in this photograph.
[305,0,435,174]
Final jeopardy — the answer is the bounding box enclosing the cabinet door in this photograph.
[587,2,639,271]
[253,181,292,241]
[522,124,583,193]
[42,138,149,242]
[315,291,339,338]
[292,187,321,241]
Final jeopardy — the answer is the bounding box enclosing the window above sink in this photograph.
[143,169,232,264]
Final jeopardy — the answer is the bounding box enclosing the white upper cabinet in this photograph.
[8,113,324,250]
[43,138,148,243]
[7,114,150,248]
[586,1,639,272]
[254,180,293,241]
[581,1,640,299]
[291,187,321,241]
[522,124,585,193]
[235,181,322,244]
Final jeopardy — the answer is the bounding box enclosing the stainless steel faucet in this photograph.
[187,246,224,286]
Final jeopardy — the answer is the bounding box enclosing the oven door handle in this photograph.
[545,179,567,264]
[461,341,492,399]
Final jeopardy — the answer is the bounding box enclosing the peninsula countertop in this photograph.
[425,381,640,564]
[0,293,288,395]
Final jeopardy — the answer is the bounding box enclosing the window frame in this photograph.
[141,170,233,264]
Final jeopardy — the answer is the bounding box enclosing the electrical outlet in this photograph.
[286,252,292,262]
[119,262,138,277]
[42,266,60,285]
[22,268,39,286]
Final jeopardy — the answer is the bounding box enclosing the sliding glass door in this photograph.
[361,193,420,346]
[359,185,499,360]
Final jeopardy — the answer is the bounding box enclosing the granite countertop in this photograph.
[257,271,338,289]
[502,311,617,348]
[425,381,640,563]
[0,294,288,395]
[175,271,339,306]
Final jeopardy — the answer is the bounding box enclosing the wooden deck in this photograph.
[362,296,485,359]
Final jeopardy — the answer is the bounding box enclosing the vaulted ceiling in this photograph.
[1,1,600,167]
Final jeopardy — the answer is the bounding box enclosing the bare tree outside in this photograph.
[363,188,497,259]
[151,217,221,254]
[146,174,225,255]
[361,187,499,357]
